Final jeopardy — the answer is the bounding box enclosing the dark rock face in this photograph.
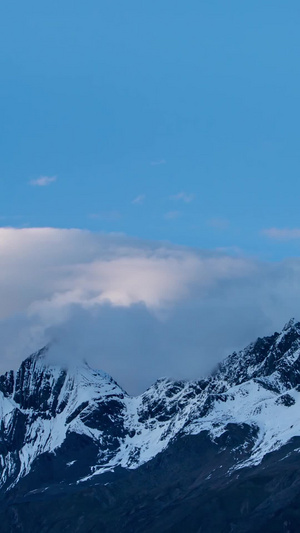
[276,393,296,406]
[0,371,14,398]
[1,320,300,531]
[2,434,300,533]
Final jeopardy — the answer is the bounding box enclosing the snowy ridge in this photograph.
[1,319,300,490]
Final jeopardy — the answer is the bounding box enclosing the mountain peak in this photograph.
[2,320,300,495]
[215,319,300,390]
[22,344,114,384]
[24,345,49,365]
[283,317,296,331]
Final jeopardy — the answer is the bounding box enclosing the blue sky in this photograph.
[1,1,300,259]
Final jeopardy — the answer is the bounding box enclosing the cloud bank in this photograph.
[0,227,300,393]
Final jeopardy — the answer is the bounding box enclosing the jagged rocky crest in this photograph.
[1,319,300,494]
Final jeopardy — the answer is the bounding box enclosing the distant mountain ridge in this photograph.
[2,320,300,531]
[1,319,300,493]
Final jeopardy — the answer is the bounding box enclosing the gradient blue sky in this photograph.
[1,1,300,259]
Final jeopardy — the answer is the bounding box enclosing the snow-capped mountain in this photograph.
[1,318,300,498]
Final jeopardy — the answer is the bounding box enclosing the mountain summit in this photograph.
[1,320,300,531]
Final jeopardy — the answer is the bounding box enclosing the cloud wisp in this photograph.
[164,211,181,220]
[29,176,57,187]
[88,211,121,221]
[150,159,166,166]
[0,227,300,393]
[207,217,230,230]
[170,192,194,203]
[132,195,146,205]
[262,227,300,241]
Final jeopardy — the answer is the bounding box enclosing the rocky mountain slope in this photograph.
[1,319,300,531]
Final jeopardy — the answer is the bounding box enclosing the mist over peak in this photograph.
[1,228,300,393]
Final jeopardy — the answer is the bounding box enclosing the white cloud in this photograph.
[132,194,145,205]
[170,192,194,203]
[1,227,300,393]
[262,227,300,240]
[0,228,250,320]
[29,176,57,187]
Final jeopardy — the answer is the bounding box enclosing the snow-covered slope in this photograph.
[2,319,300,491]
